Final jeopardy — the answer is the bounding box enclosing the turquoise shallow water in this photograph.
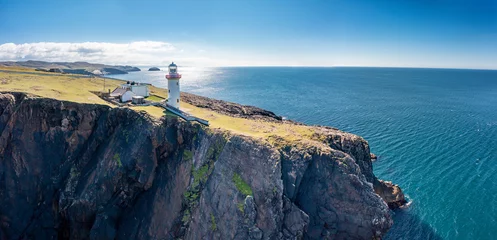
[111,67,497,239]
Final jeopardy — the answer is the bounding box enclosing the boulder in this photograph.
[374,179,408,209]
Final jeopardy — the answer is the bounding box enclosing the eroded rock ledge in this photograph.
[0,92,404,240]
[182,92,283,122]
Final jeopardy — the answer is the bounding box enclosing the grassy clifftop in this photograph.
[0,67,123,105]
[0,68,339,147]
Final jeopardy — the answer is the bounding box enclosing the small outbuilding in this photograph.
[132,96,145,104]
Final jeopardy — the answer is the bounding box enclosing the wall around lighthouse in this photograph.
[167,79,180,108]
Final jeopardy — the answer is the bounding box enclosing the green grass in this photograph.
[131,106,165,118]
[146,95,164,102]
[0,71,124,106]
[232,173,253,196]
[184,101,319,143]
[0,67,331,149]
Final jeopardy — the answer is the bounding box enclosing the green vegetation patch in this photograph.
[232,173,253,196]
[184,191,198,203]
[183,161,214,207]
[113,153,123,167]
[183,149,193,162]
[210,213,217,231]
[146,95,165,102]
[182,209,191,224]
[181,138,228,226]
[182,160,215,225]
[237,202,245,213]
[206,137,227,162]
[192,163,211,188]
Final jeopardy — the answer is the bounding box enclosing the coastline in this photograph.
[0,66,406,239]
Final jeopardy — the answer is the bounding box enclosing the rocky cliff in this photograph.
[0,92,404,240]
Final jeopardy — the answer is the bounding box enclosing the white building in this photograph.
[165,62,182,109]
[120,90,136,102]
[129,84,149,97]
[110,82,149,103]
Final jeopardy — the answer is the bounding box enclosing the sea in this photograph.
[109,67,497,240]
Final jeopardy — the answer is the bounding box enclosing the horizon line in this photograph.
[1,60,496,71]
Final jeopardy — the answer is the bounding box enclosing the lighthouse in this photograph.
[166,62,182,109]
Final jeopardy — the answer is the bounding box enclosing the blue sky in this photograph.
[0,0,496,68]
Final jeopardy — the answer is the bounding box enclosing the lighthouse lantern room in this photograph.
[165,62,182,109]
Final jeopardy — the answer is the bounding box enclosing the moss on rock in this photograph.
[113,153,122,167]
[183,149,193,161]
[210,213,217,231]
[232,172,253,196]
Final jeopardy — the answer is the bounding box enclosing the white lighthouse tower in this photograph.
[166,62,182,109]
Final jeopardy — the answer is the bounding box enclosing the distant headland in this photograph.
[0,60,140,75]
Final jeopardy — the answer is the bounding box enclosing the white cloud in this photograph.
[0,41,215,66]
[1,41,493,69]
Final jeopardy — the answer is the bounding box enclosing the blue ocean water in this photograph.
[110,67,497,239]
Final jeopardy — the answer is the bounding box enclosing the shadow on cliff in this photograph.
[384,208,443,240]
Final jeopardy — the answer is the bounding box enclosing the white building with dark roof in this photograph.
[110,82,149,102]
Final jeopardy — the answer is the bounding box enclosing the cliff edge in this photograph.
[0,92,404,239]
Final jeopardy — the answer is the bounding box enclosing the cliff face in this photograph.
[0,93,401,240]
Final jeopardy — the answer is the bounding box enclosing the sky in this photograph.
[0,0,496,69]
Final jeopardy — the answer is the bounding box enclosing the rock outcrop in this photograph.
[0,92,404,239]
[148,67,160,71]
[373,179,407,209]
[182,92,283,121]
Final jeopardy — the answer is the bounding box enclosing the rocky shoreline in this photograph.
[0,92,405,239]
